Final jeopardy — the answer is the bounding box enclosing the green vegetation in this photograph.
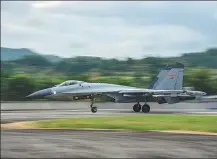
[1,47,217,101]
[28,115,217,133]
[2,47,217,76]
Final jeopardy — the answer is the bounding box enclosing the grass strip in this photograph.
[27,115,217,133]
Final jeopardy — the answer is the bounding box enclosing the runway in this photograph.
[2,101,217,123]
[1,102,217,158]
[2,129,217,158]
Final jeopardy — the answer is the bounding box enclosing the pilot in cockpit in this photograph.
[56,80,84,87]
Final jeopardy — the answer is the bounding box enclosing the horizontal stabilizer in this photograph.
[119,89,184,94]
[153,94,191,98]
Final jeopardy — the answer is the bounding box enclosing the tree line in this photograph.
[1,69,216,101]
[2,48,217,78]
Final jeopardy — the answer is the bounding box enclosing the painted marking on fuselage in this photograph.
[168,74,177,77]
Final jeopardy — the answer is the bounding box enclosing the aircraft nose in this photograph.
[26,88,53,99]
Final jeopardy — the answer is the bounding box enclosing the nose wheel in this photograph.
[91,106,97,113]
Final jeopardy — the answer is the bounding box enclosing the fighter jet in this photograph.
[26,62,207,113]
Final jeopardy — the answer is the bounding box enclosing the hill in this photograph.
[1,47,37,61]
[1,47,62,63]
[171,48,217,68]
[1,47,217,78]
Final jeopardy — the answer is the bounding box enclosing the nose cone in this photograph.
[26,88,53,99]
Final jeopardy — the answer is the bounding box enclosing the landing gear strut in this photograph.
[90,95,97,113]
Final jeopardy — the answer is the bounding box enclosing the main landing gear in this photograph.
[90,96,97,113]
[133,102,150,113]
[89,95,150,114]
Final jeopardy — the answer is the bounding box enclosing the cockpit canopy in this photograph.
[56,80,84,87]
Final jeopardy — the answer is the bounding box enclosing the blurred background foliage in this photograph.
[1,47,217,101]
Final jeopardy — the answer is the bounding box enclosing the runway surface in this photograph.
[1,102,217,158]
[2,101,217,111]
[2,129,217,158]
[2,102,217,123]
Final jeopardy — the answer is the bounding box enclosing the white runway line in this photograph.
[188,112,217,114]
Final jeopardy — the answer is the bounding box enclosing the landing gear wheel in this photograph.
[91,106,97,113]
[142,104,150,113]
[133,104,141,112]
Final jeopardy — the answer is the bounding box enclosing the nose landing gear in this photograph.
[91,106,97,113]
[90,95,97,113]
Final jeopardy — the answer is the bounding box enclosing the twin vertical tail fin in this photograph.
[148,65,171,89]
[148,62,184,90]
[150,62,184,104]
[155,62,184,90]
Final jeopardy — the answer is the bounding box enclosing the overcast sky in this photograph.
[1,1,217,59]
